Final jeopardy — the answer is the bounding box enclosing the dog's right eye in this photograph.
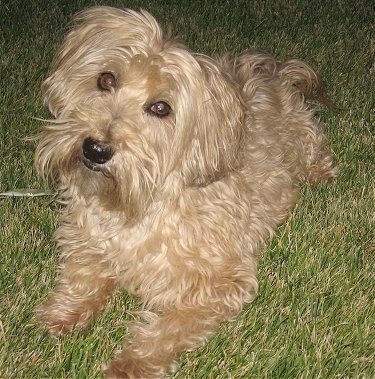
[97,72,117,91]
[146,101,172,118]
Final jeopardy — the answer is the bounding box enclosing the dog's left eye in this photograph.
[146,101,171,118]
[97,72,117,91]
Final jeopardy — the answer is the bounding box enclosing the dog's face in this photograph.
[36,7,244,222]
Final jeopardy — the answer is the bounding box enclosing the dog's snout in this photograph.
[82,137,114,165]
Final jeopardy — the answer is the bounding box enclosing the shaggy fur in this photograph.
[35,6,338,378]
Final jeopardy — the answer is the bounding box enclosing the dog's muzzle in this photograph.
[82,137,114,171]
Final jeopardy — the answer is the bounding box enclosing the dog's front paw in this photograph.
[102,357,164,379]
[36,294,96,336]
[102,363,130,379]
[36,302,82,336]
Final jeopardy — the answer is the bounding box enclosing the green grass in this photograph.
[0,0,374,378]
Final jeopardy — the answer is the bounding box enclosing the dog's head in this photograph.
[35,6,244,222]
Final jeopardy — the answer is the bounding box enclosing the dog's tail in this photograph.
[229,49,338,183]
[230,49,333,106]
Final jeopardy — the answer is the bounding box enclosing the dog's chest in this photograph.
[99,210,173,295]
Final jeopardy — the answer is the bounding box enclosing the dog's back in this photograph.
[230,49,338,185]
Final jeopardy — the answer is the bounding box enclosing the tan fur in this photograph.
[34,6,338,378]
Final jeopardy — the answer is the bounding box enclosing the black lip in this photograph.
[82,156,103,172]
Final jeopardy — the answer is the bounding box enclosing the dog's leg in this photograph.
[307,147,339,183]
[103,274,253,379]
[36,254,115,336]
[103,307,224,378]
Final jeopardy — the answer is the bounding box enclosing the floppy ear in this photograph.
[181,56,244,186]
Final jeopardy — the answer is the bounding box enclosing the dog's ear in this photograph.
[180,56,244,186]
[42,6,164,118]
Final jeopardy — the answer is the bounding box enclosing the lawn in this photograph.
[0,0,374,378]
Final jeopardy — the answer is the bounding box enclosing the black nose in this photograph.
[82,137,114,165]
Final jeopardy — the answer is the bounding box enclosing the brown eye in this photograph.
[97,72,117,91]
[146,101,171,118]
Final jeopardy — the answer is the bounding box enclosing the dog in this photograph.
[34,6,338,378]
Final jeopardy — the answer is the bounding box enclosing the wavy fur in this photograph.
[34,6,338,378]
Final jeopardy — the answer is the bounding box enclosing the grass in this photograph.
[0,0,374,378]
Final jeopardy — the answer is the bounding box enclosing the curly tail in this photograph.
[231,49,333,106]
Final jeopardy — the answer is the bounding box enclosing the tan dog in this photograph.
[35,6,338,378]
